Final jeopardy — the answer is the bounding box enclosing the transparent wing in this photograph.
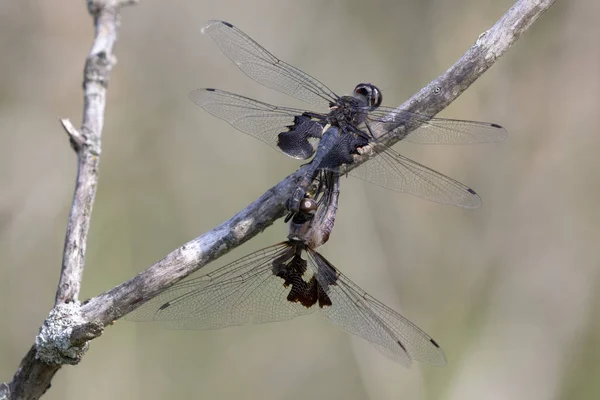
[307,250,447,367]
[126,243,318,330]
[343,143,482,208]
[202,20,338,107]
[367,106,507,144]
[190,88,326,159]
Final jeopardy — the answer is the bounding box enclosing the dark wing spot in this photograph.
[287,276,320,308]
[206,88,216,92]
[317,283,332,308]
[396,340,408,354]
[158,302,172,311]
[491,123,503,129]
[429,338,440,348]
[272,251,333,309]
[277,115,322,159]
[222,21,234,28]
[467,188,477,195]
[275,253,318,308]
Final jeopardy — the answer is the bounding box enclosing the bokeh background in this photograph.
[1,0,598,399]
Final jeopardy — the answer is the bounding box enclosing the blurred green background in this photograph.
[1,0,598,399]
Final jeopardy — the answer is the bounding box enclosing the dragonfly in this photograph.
[127,165,447,367]
[190,20,507,211]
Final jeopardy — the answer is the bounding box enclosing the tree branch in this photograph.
[55,0,132,306]
[3,0,555,399]
[6,1,137,399]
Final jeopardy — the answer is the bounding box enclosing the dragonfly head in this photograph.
[353,83,382,111]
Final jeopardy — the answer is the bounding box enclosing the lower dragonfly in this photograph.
[127,166,447,367]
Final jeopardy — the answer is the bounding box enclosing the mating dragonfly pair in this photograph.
[128,20,506,367]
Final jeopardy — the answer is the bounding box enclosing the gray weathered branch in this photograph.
[56,0,137,306]
[6,1,137,399]
[3,0,555,399]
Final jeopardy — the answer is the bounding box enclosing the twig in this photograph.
[6,1,137,399]
[3,0,555,399]
[60,119,85,151]
[55,0,139,306]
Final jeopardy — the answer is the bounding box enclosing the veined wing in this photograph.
[190,88,326,159]
[202,20,338,108]
[126,243,319,329]
[342,143,482,208]
[307,249,447,367]
[367,106,507,144]
[127,240,446,366]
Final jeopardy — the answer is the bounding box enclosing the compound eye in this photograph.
[354,83,382,110]
[354,83,370,99]
[299,198,318,215]
[370,86,382,108]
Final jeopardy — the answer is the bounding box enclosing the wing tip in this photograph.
[202,20,230,34]
[188,88,215,105]
[463,188,482,209]
[430,355,448,367]
[398,339,448,367]
[432,348,448,367]
[491,123,509,141]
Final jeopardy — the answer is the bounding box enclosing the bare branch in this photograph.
[359,0,557,160]
[391,0,555,120]
[81,0,557,324]
[55,1,124,306]
[6,0,135,399]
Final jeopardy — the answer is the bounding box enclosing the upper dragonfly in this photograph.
[128,165,447,367]
[191,20,507,209]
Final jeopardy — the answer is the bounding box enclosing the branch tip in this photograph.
[60,118,85,151]
[87,0,139,14]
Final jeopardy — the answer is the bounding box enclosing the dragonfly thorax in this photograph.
[326,84,381,129]
[328,96,370,128]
